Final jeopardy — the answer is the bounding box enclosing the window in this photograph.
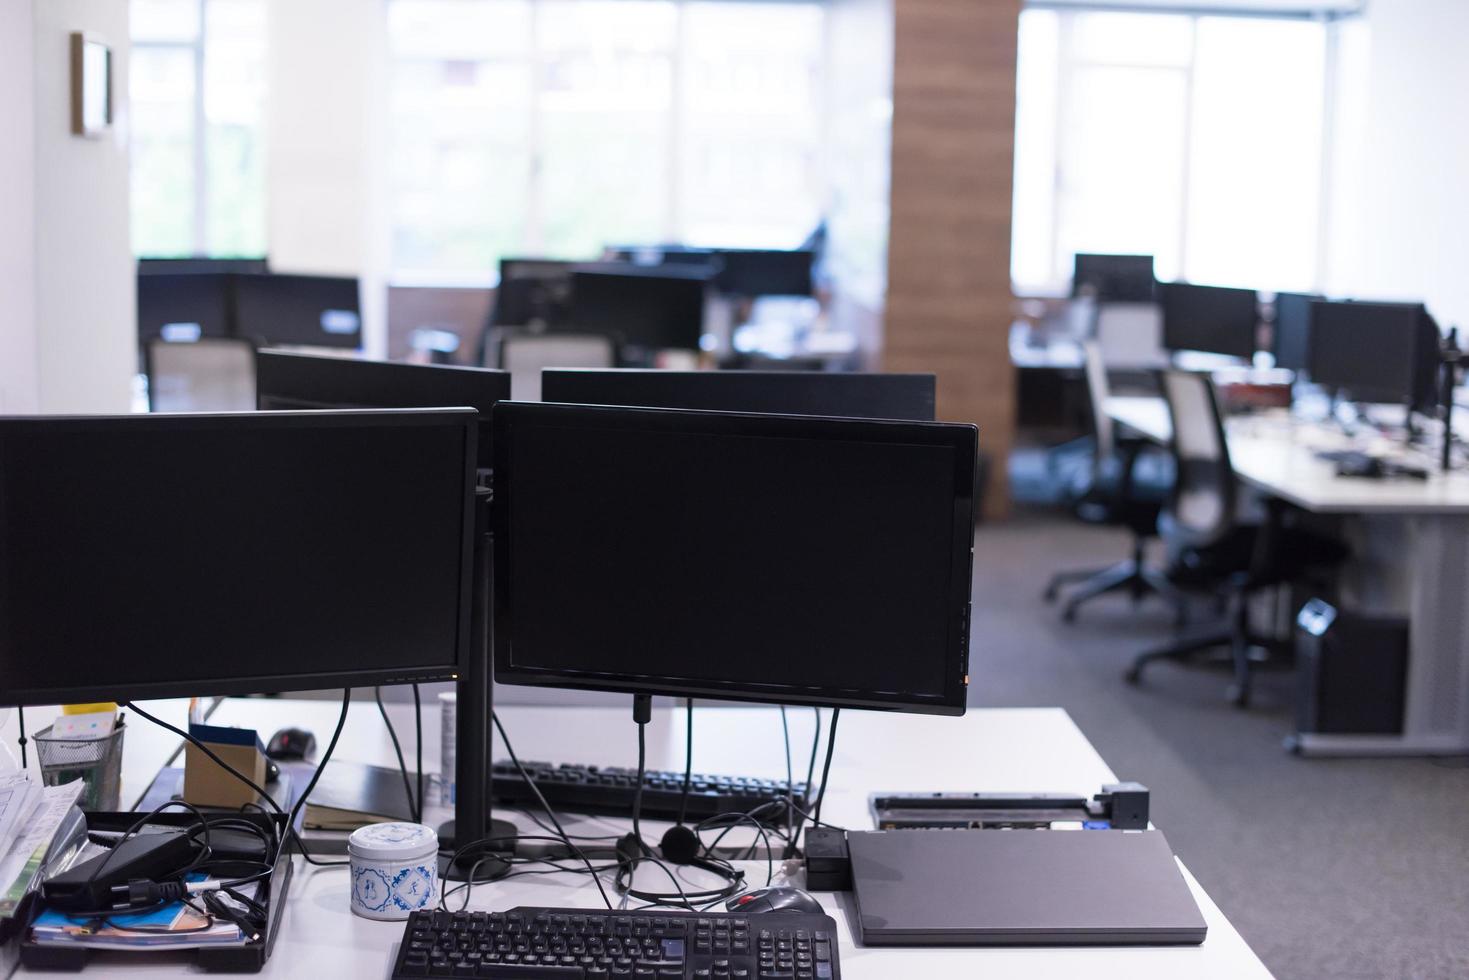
[388,0,826,280]
[130,0,267,258]
[1012,9,1328,295]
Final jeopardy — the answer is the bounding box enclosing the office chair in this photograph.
[1094,302,1166,373]
[500,332,617,401]
[1044,342,1184,622]
[145,337,257,412]
[1125,369,1345,706]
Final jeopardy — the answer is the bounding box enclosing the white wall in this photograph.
[266,0,389,358]
[1326,0,1469,331]
[0,2,39,414]
[30,0,135,414]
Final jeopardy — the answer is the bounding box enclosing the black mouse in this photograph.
[725,887,825,916]
[266,727,315,761]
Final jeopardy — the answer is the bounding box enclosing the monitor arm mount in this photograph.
[440,485,516,882]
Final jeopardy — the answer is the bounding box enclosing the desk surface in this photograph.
[1107,395,1469,515]
[11,699,1270,979]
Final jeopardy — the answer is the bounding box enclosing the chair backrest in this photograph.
[1158,368,1236,547]
[146,338,257,413]
[1081,340,1115,461]
[1094,302,1165,369]
[500,332,617,401]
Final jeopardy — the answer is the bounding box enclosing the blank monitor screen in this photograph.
[563,269,708,351]
[0,410,477,706]
[541,369,936,421]
[1271,291,1322,372]
[1160,282,1259,358]
[493,402,976,714]
[1308,300,1437,406]
[713,249,814,298]
[255,350,511,470]
[494,258,579,327]
[1072,254,1156,302]
[137,273,233,345]
[233,273,362,349]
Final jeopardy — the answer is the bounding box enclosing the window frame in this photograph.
[1013,5,1339,297]
[385,0,829,285]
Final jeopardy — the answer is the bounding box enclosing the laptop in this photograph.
[846,829,1208,946]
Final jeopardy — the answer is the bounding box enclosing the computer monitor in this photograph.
[492,402,976,714]
[1072,254,1156,303]
[1271,291,1323,373]
[606,245,720,273]
[255,351,511,471]
[562,268,709,352]
[1308,300,1441,407]
[492,258,580,327]
[1160,281,1259,359]
[541,369,936,421]
[136,272,234,345]
[711,249,815,298]
[0,409,477,706]
[232,273,362,349]
[139,257,269,275]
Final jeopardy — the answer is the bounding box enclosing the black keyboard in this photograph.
[390,906,842,979]
[491,761,809,827]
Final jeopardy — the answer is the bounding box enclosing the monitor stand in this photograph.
[438,487,514,883]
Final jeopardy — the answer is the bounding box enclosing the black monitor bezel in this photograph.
[491,401,975,715]
[0,409,478,707]
[540,368,938,422]
[1307,299,1438,407]
[231,273,363,350]
[254,350,511,469]
[1160,281,1260,359]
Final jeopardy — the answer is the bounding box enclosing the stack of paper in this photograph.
[0,774,43,857]
[0,779,85,920]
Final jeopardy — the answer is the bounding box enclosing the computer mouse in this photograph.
[266,727,315,761]
[725,887,826,916]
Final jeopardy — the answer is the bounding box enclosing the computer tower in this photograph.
[1295,599,1409,734]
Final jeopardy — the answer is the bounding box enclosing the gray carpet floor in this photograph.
[970,511,1469,980]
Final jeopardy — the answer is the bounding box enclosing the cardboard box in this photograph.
[183,723,267,809]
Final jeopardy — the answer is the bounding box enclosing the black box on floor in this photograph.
[1295,599,1409,735]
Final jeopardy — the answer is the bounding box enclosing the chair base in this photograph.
[1125,611,1290,708]
[1045,555,1190,626]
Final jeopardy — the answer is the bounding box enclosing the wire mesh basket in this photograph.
[32,719,125,810]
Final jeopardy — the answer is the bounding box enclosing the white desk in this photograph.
[10,699,1271,980]
[1107,395,1469,755]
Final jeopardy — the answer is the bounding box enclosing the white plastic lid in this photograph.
[348,822,439,862]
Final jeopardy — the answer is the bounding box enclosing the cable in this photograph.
[125,693,354,868]
[631,718,648,847]
[413,683,424,828]
[376,686,419,823]
[784,707,824,857]
[812,708,841,829]
[614,701,742,910]
[491,711,614,909]
[17,706,27,770]
[779,706,794,848]
[677,698,693,826]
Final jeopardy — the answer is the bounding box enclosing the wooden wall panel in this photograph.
[883,0,1020,518]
